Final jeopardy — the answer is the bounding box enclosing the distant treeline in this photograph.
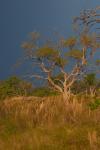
[0,74,100,100]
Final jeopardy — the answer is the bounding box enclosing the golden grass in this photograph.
[0,95,87,125]
[0,95,100,125]
[0,95,100,149]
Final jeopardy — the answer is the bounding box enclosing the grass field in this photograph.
[0,96,100,150]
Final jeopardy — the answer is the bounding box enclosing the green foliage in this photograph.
[32,87,58,97]
[0,77,19,99]
[36,46,67,67]
[55,57,67,67]
[88,99,100,110]
[84,73,96,86]
[36,47,58,59]
[0,76,60,99]
[80,34,92,47]
[71,80,86,94]
[66,49,83,60]
[64,37,77,49]
[0,76,33,100]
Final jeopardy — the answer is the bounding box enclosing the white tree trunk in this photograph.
[62,90,71,103]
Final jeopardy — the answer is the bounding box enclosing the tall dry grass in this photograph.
[0,95,100,149]
[0,95,99,126]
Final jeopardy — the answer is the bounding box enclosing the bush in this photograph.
[32,87,58,97]
[0,76,33,100]
[88,99,100,110]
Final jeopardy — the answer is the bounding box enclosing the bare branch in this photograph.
[24,74,48,80]
[48,72,63,93]
[40,62,51,73]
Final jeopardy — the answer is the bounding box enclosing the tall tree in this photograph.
[21,7,100,101]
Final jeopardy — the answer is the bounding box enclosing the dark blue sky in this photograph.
[0,0,99,79]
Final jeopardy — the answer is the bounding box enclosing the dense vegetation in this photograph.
[0,74,99,99]
[0,76,59,99]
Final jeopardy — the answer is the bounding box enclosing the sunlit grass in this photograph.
[0,96,100,149]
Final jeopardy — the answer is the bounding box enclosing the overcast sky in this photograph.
[0,0,99,79]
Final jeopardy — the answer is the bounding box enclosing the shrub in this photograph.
[32,87,58,97]
[0,76,33,100]
[88,99,100,110]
